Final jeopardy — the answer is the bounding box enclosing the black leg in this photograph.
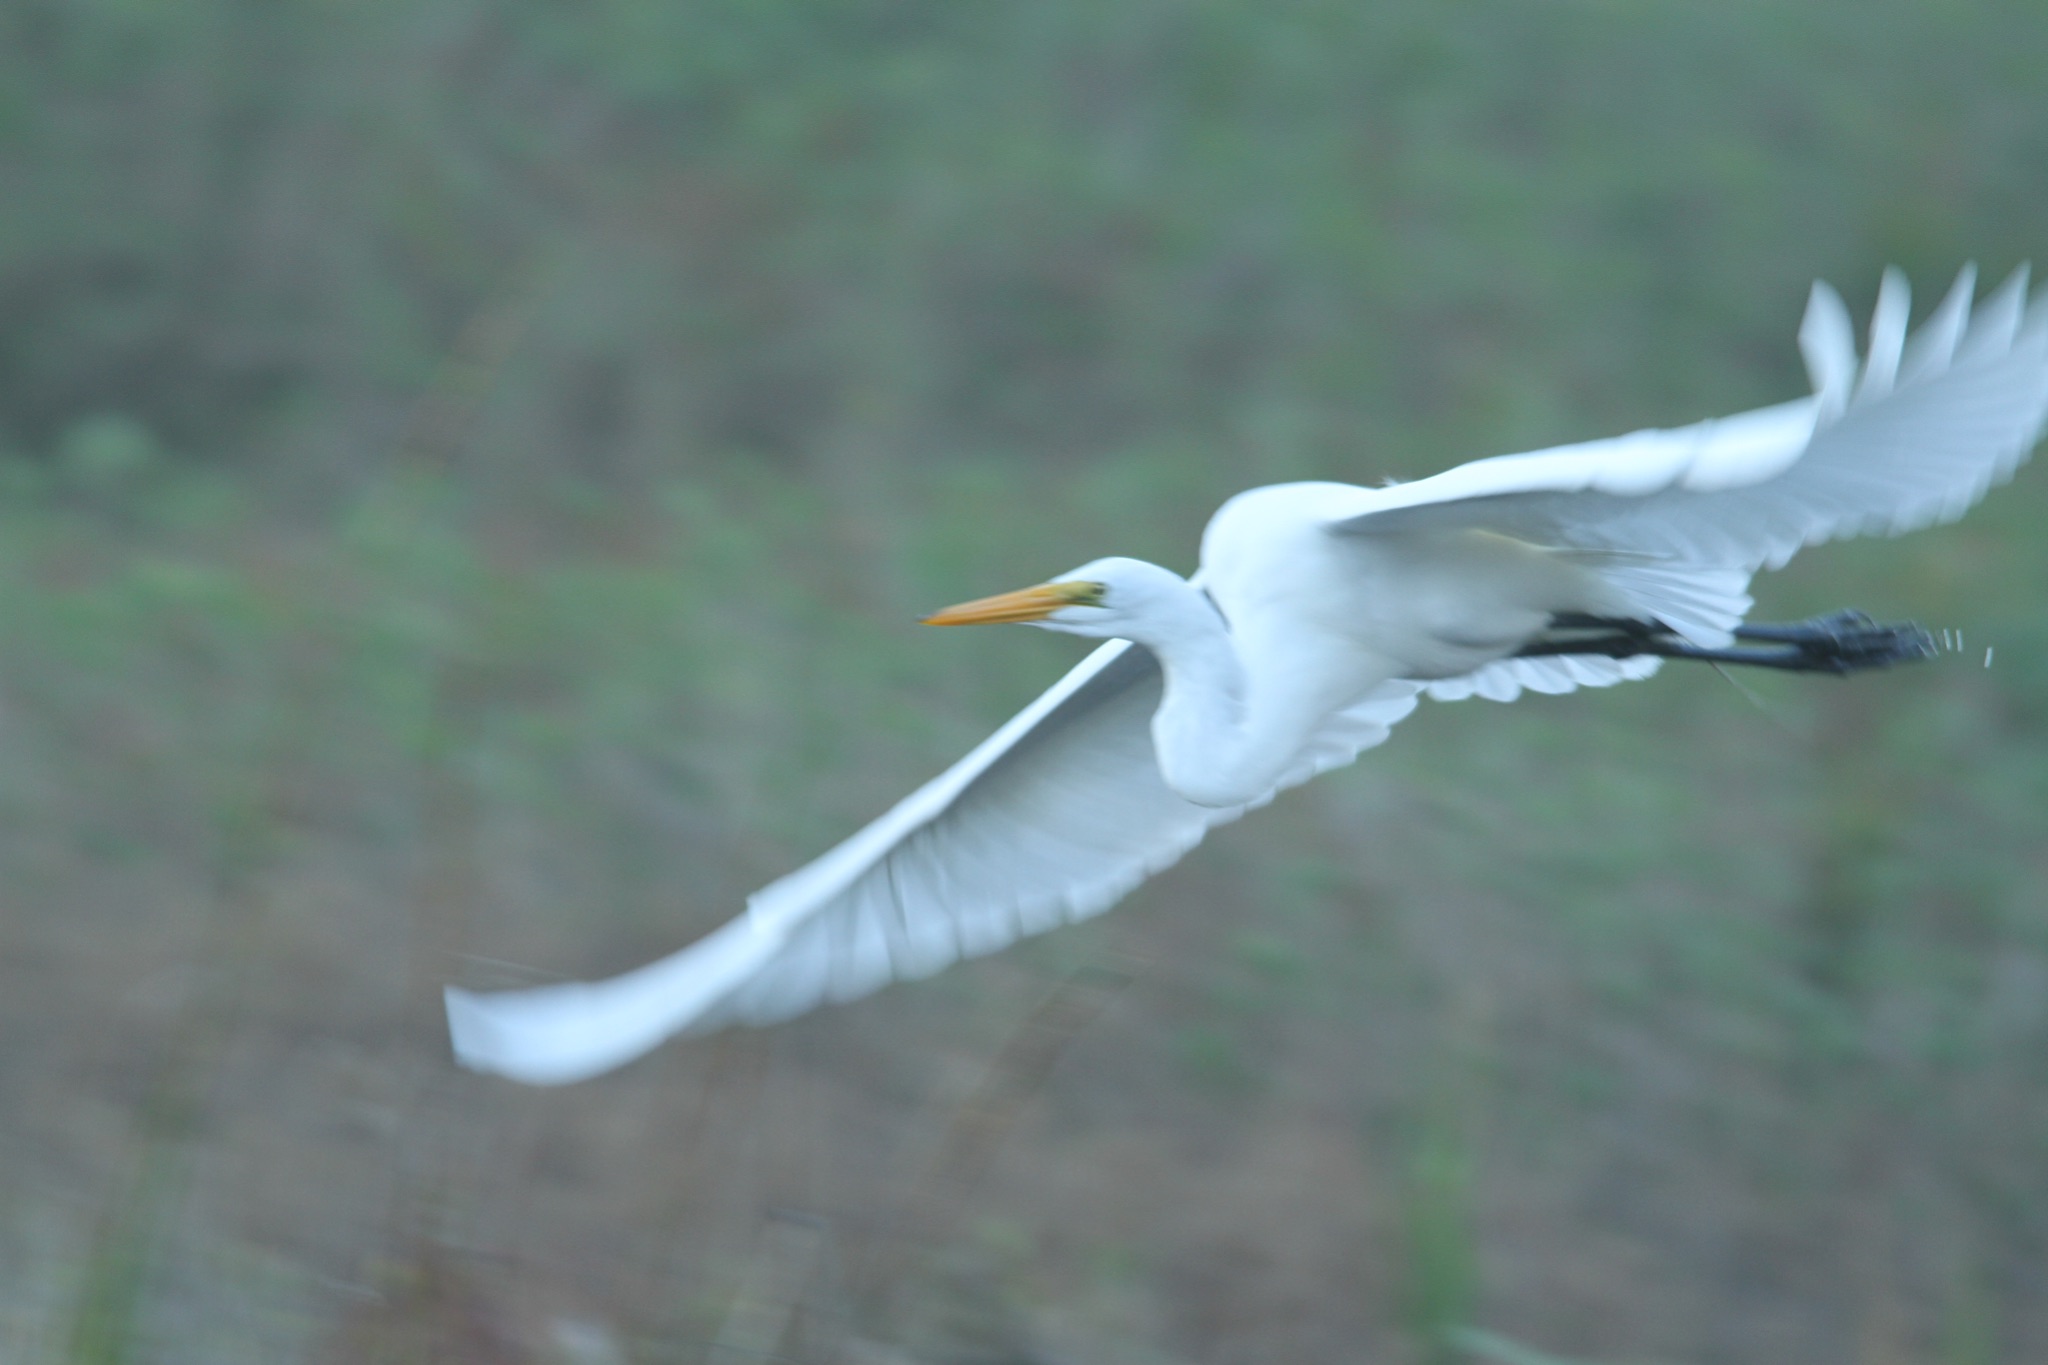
[1519,609,1939,675]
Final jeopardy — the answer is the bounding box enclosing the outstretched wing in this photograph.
[448,640,1423,1083]
[1329,267,2048,644]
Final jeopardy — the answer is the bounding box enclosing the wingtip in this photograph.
[444,984,516,1078]
[1900,264,1980,383]
[1799,280,1857,418]
[1858,268,1912,399]
[444,983,599,1086]
[1959,262,2033,361]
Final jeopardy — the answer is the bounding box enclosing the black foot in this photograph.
[1523,610,1939,675]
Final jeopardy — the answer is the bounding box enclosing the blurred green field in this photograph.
[3,3,2047,1363]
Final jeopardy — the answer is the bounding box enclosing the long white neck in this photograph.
[1119,583,1296,809]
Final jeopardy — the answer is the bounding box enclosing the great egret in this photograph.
[449,266,2048,1084]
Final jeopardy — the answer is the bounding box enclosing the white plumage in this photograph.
[448,267,2048,1084]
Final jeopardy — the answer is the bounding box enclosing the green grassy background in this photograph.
[2,2,2046,1362]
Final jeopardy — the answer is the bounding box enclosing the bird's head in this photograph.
[921,557,1193,639]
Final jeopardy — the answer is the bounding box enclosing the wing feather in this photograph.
[447,641,1423,1083]
[1331,268,2048,633]
[1856,268,1910,401]
[1424,653,1664,705]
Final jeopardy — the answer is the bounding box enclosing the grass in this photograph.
[7,0,2048,1356]
[0,446,2044,1360]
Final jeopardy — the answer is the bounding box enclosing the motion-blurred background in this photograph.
[3,3,2047,1362]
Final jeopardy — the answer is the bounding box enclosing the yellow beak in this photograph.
[921,580,1098,626]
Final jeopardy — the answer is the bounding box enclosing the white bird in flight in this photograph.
[449,266,2048,1084]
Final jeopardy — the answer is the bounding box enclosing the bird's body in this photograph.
[449,266,2048,1084]
[1066,500,1636,807]
[1213,490,1631,680]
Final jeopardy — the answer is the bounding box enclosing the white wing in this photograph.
[1330,267,2048,644]
[1422,651,1663,705]
[447,640,1423,1083]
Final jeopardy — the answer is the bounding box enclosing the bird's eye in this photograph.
[1046,579,1107,608]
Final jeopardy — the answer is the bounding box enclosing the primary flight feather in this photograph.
[449,266,2048,1084]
